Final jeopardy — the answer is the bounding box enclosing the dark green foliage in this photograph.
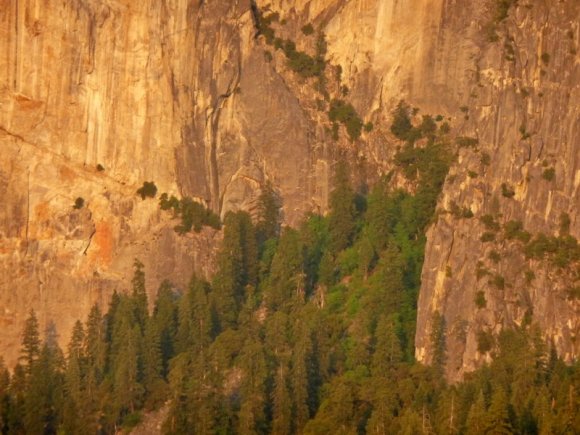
[328,160,356,255]
[490,274,505,290]
[559,212,571,236]
[136,181,157,199]
[256,181,282,244]
[328,99,363,140]
[159,193,221,234]
[390,100,413,141]
[364,121,374,132]
[477,330,494,353]
[20,310,41,371]
[502,219,532,244]
[481,232,496,242]
[449,201,473,219]
[541,52,550,65]
[301,23,314,35]
[493,0,516,23]
[480,214,500,231]
[475,291,487,309]
[455,136,479,147]
[480,152,491,166]
[488,250,501,263]
[73,197,85,209]
[542,167,555,181]
[501,183,515,198]
[524,232,580,267]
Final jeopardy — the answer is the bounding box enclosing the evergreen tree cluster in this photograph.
[1,154,579,434]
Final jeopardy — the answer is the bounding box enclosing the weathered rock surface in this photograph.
[0,0,578,378]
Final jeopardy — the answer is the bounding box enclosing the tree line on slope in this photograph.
[0,105,578,434]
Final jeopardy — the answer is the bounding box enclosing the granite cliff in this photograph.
[0,0,578,379]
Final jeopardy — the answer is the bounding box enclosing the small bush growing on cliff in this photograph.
[390,100,413,141]
[559,212,571,236]
[475,291,487,309]
[480,152,491,166]
[73,197,85,209]
[328,99,363,141]
[477,330,494,353]
[301,23,314,35]
[159,193,221,234]
[96,164,105,172]
[501,183,515,198]
[480,214,500,231]
[137,181,157,199]
[542,167,555,181]
[481,232,496,243]
[455,136,479,148]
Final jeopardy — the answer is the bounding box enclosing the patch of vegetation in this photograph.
[488,250,501,263]
[328,99,364,141]
[524,233,580,267]
[481,232,496,243]
[480,152,491,166]
[524,270,535,283]
[96,164,105,172]
[542,167,555,181]
[264,50,273,62]
[449,201,473,219]
[390,100,414,141]
[159,193,221,234]
[467,170,478,179]
[503,220,531,243]
[475,291,487,309]
[455,136,479,148]
[519,124,531,140]
[541,52,551,65]
[559,212,571,236]
[477,330,494,353]
[301,23,314,35]
[73,197,85,210]
[136,181,157,199]
[364,122,374,133]
[501,183,515,198]
[490,274,505,290]
[480,214,500,231]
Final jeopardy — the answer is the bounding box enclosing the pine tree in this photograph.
[132,258,148,330]
[142,320,166,408]
[237,338,267,434]
[290,320,313,432]
[152,280,178,375]
[264,228,304,310]
[256,180,281,244]
[24,332,65,435]
[328,160,356,255]
[20,309,41,372]
[372,315,403,376]
[272,364,292,435]
[465,390,487,435]
[0,358,10,434]
[485,387,514,434]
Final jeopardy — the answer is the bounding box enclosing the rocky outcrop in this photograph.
[0,0,578,378]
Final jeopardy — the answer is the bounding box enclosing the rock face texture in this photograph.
[0,0,578,378]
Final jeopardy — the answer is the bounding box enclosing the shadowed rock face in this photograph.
[0,0,578,378]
